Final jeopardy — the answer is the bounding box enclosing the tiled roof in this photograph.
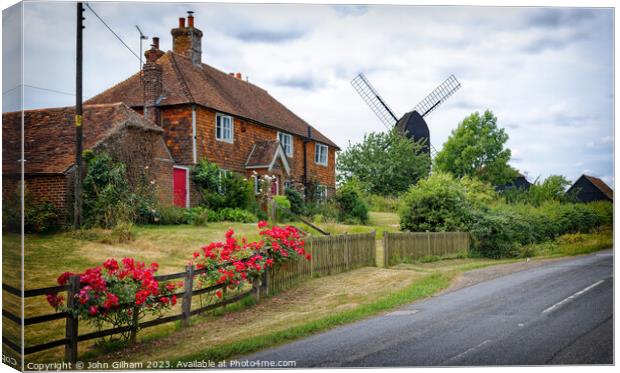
[245,140,282,168]
[245,140,291,175]
[583,175,613,200]
[87,51,339,149]
[2,103,163,174]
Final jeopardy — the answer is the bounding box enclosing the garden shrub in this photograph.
[469,209,520,259]
[191,159,255,211]
[82,152,156,228]
[285,187,305,215]
[157,206,188,225]
[583,201,613,226]
[335,181,369,224]
[25,199,60,234]
[306,200,339,222]
[273,195,294,222]
[3,189,61,233]
[363,194,401,213]
[217,208,258,223]
[106,222,135,244]
[187,206,210,226]
[399,172,472,232]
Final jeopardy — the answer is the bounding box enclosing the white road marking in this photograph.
[386,309,419,316]
[444,339,492,363]
[542,280,605,314]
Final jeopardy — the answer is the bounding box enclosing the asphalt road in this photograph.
[238,250,614,367]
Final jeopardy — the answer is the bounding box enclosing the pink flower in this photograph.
[258,220,268,229]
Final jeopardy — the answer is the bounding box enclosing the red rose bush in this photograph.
[48,222,308,340]
[191,221,309,297]
[47,258,181,341]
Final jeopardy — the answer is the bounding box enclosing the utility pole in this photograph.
[74,2,84,229]
[136,25,148,115]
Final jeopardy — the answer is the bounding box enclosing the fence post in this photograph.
[269,199,277,224]
[129,306,139,344]
[427,231,431,256]
[382,231,389,268]
[181,265,194,327]
[371,231,377,266]
[260,266,270,297]
[310,239,314,278]
[344,233,350,271]
[65,275,79,364]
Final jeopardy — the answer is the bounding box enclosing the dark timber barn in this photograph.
[567,174,613,203]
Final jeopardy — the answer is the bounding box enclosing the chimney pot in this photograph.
[152,37,160,49]
[179,17,185,28]
[187,11,194,27]
[235,72,242,80]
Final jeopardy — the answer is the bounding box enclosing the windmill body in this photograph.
[395,110,431,155]
[351,73,461,157]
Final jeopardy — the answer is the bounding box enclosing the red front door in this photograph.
[173,168,188,207]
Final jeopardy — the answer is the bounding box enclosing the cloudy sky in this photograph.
[2,1,614,186]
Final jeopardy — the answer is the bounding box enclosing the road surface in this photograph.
[239,250,613,366]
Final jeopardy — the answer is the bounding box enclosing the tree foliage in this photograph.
[337,129,430,196]
[503,175,572,206]
[434,110,516,185]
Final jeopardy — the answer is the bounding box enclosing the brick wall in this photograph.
[93,126,174,206]
[174,105,336,189]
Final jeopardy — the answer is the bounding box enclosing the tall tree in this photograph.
[337,129,430,196]
[434,110,516,185]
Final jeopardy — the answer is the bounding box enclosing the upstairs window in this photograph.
[278,132,294,157]
[315,143,328,166]
[216,114,234,143]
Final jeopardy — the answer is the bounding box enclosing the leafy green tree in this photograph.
[337,129,430,196]
[503,175,572,206]
[434,110,516,185]
[399,172,473,232]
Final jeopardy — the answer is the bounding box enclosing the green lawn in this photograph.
[3,213,611,365]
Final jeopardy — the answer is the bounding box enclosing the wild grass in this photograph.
[519,226,612,258]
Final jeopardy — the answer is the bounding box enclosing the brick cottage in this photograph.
[2,12,339,220]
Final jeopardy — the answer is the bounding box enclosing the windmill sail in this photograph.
[351,73,399,129]
[413,74,461,118]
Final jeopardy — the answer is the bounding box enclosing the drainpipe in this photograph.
[303,127,312,201]
[191,105,197,163]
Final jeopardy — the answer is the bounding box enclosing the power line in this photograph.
[2,84,75,96]
[85,2,141,61]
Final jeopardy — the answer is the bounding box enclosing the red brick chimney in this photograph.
[171,11,203,65]
[143,37,164,123]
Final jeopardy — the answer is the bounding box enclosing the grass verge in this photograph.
[171,272,452,364]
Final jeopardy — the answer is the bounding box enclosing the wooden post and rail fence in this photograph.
[2,230,470,362]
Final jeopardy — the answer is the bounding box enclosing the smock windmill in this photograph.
[351,73,461,156]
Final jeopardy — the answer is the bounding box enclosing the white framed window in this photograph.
[252,175,260,195]
[284,180,293,190]
[218,169,229,194]
[215,113,234,143]
[315,143,328,166]
[278,132,294,157]
[316,185,327,202]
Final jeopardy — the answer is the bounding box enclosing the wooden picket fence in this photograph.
[382,231,470,266]
[268,231,377,294]
[1,232,377,362]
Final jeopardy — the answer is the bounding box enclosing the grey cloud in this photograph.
[232,29,305,43]
[272,75,326,91]
[331,5,369,17]
[521,31,589,54]
[525,8,597,28]
[549,112,597,128]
